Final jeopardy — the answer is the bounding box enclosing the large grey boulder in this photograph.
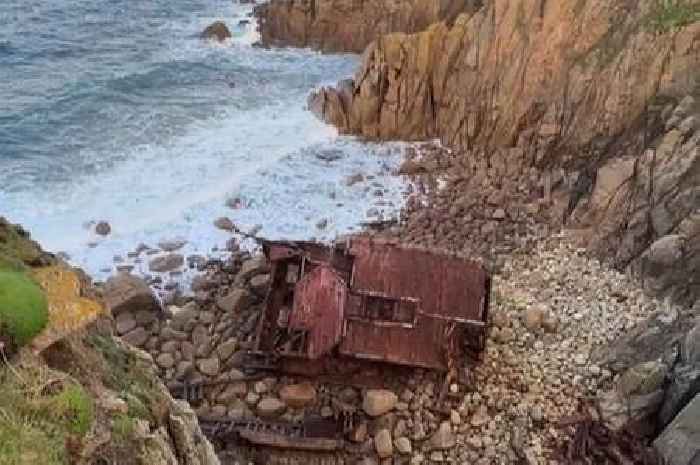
[216,288,252,313]
[104,273,159,315]
[599,361,668,432]
[654,393,700,465]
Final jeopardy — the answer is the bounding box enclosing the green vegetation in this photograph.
[88,334,161,423]
[648,0,700,31]
[0,218,45,272]
[112,413,137,442]
[0,365,95,465]
[0,270,49,347]
[0,411,67,465]
[46,384,95,436]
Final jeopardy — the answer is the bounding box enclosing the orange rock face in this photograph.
[255,0,483,53]
[30,266,105,353]
[312,0,699,152]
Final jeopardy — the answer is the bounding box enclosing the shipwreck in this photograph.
[249,236,492,375]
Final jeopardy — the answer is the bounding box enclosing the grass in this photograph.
[46,384,94,436]
[0,270,49,347]
[87,334,161,423]
[0,363,96,465]
[0,218,46,272]
[647,0,700,31]
[111,413,137,442]
[0,410,67,465]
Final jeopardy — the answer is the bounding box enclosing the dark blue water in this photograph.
[0,0,408,280]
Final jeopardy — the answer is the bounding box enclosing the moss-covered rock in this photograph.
[0,217,54,272]
[0,270,49,347]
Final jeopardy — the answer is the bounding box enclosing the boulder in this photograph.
[170,302,198,330]
[362,389,398,417]
[216,289,252,313]
[374,429,393,458]
[523,305,547,331]
[279,383,317,408]
[217,338,238,361]
[104,273,159,316]
[213,217,234,231]
[149,254,185,273]
[200,21,232,42]
[395,436,412,455]
[115,312,137,335]
[257,397,286,417]
[191,275,215,292]
[654,394,700,465]
[156,353,176,369]
[121,327,149,348]
[158,239,187,252]
[429,421,456,450]
[618,361,668,396]
[237,257,269,281]
[598,388,665,433]
[197,358,220,377]
[95,221,111,236]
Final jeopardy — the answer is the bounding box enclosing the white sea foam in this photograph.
[0,0,411,288]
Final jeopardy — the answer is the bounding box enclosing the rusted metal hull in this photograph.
[254,236,490,372]
[238,431,343,451]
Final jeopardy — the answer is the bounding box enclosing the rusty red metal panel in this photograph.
[291,265,347,359]
[348,236,488,322]
[339,316,456,370]
[258,237,490,372]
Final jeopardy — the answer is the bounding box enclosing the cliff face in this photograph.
[255,0,483,53]
[311,0,698,149]
[309,0,700,306]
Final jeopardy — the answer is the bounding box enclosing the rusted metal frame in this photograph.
[346,289,421,327]
[342,348,448,371]
[253,260,283,352]
[420,313,487,326]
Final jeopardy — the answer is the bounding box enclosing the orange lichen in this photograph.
[29,266,104,353]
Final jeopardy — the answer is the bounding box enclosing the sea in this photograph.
[0,0,410,283]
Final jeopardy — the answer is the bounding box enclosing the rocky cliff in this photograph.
[255,0,483,52]
[0,218,219,465]
[308,0,700,306]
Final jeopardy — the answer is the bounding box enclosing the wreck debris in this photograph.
[251,236,491,373]
[556,402,661,465]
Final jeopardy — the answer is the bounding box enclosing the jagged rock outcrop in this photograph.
[310,0,700,306]
[311,0,698,147]
[571,96,699,306]
[255,0,483,53]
